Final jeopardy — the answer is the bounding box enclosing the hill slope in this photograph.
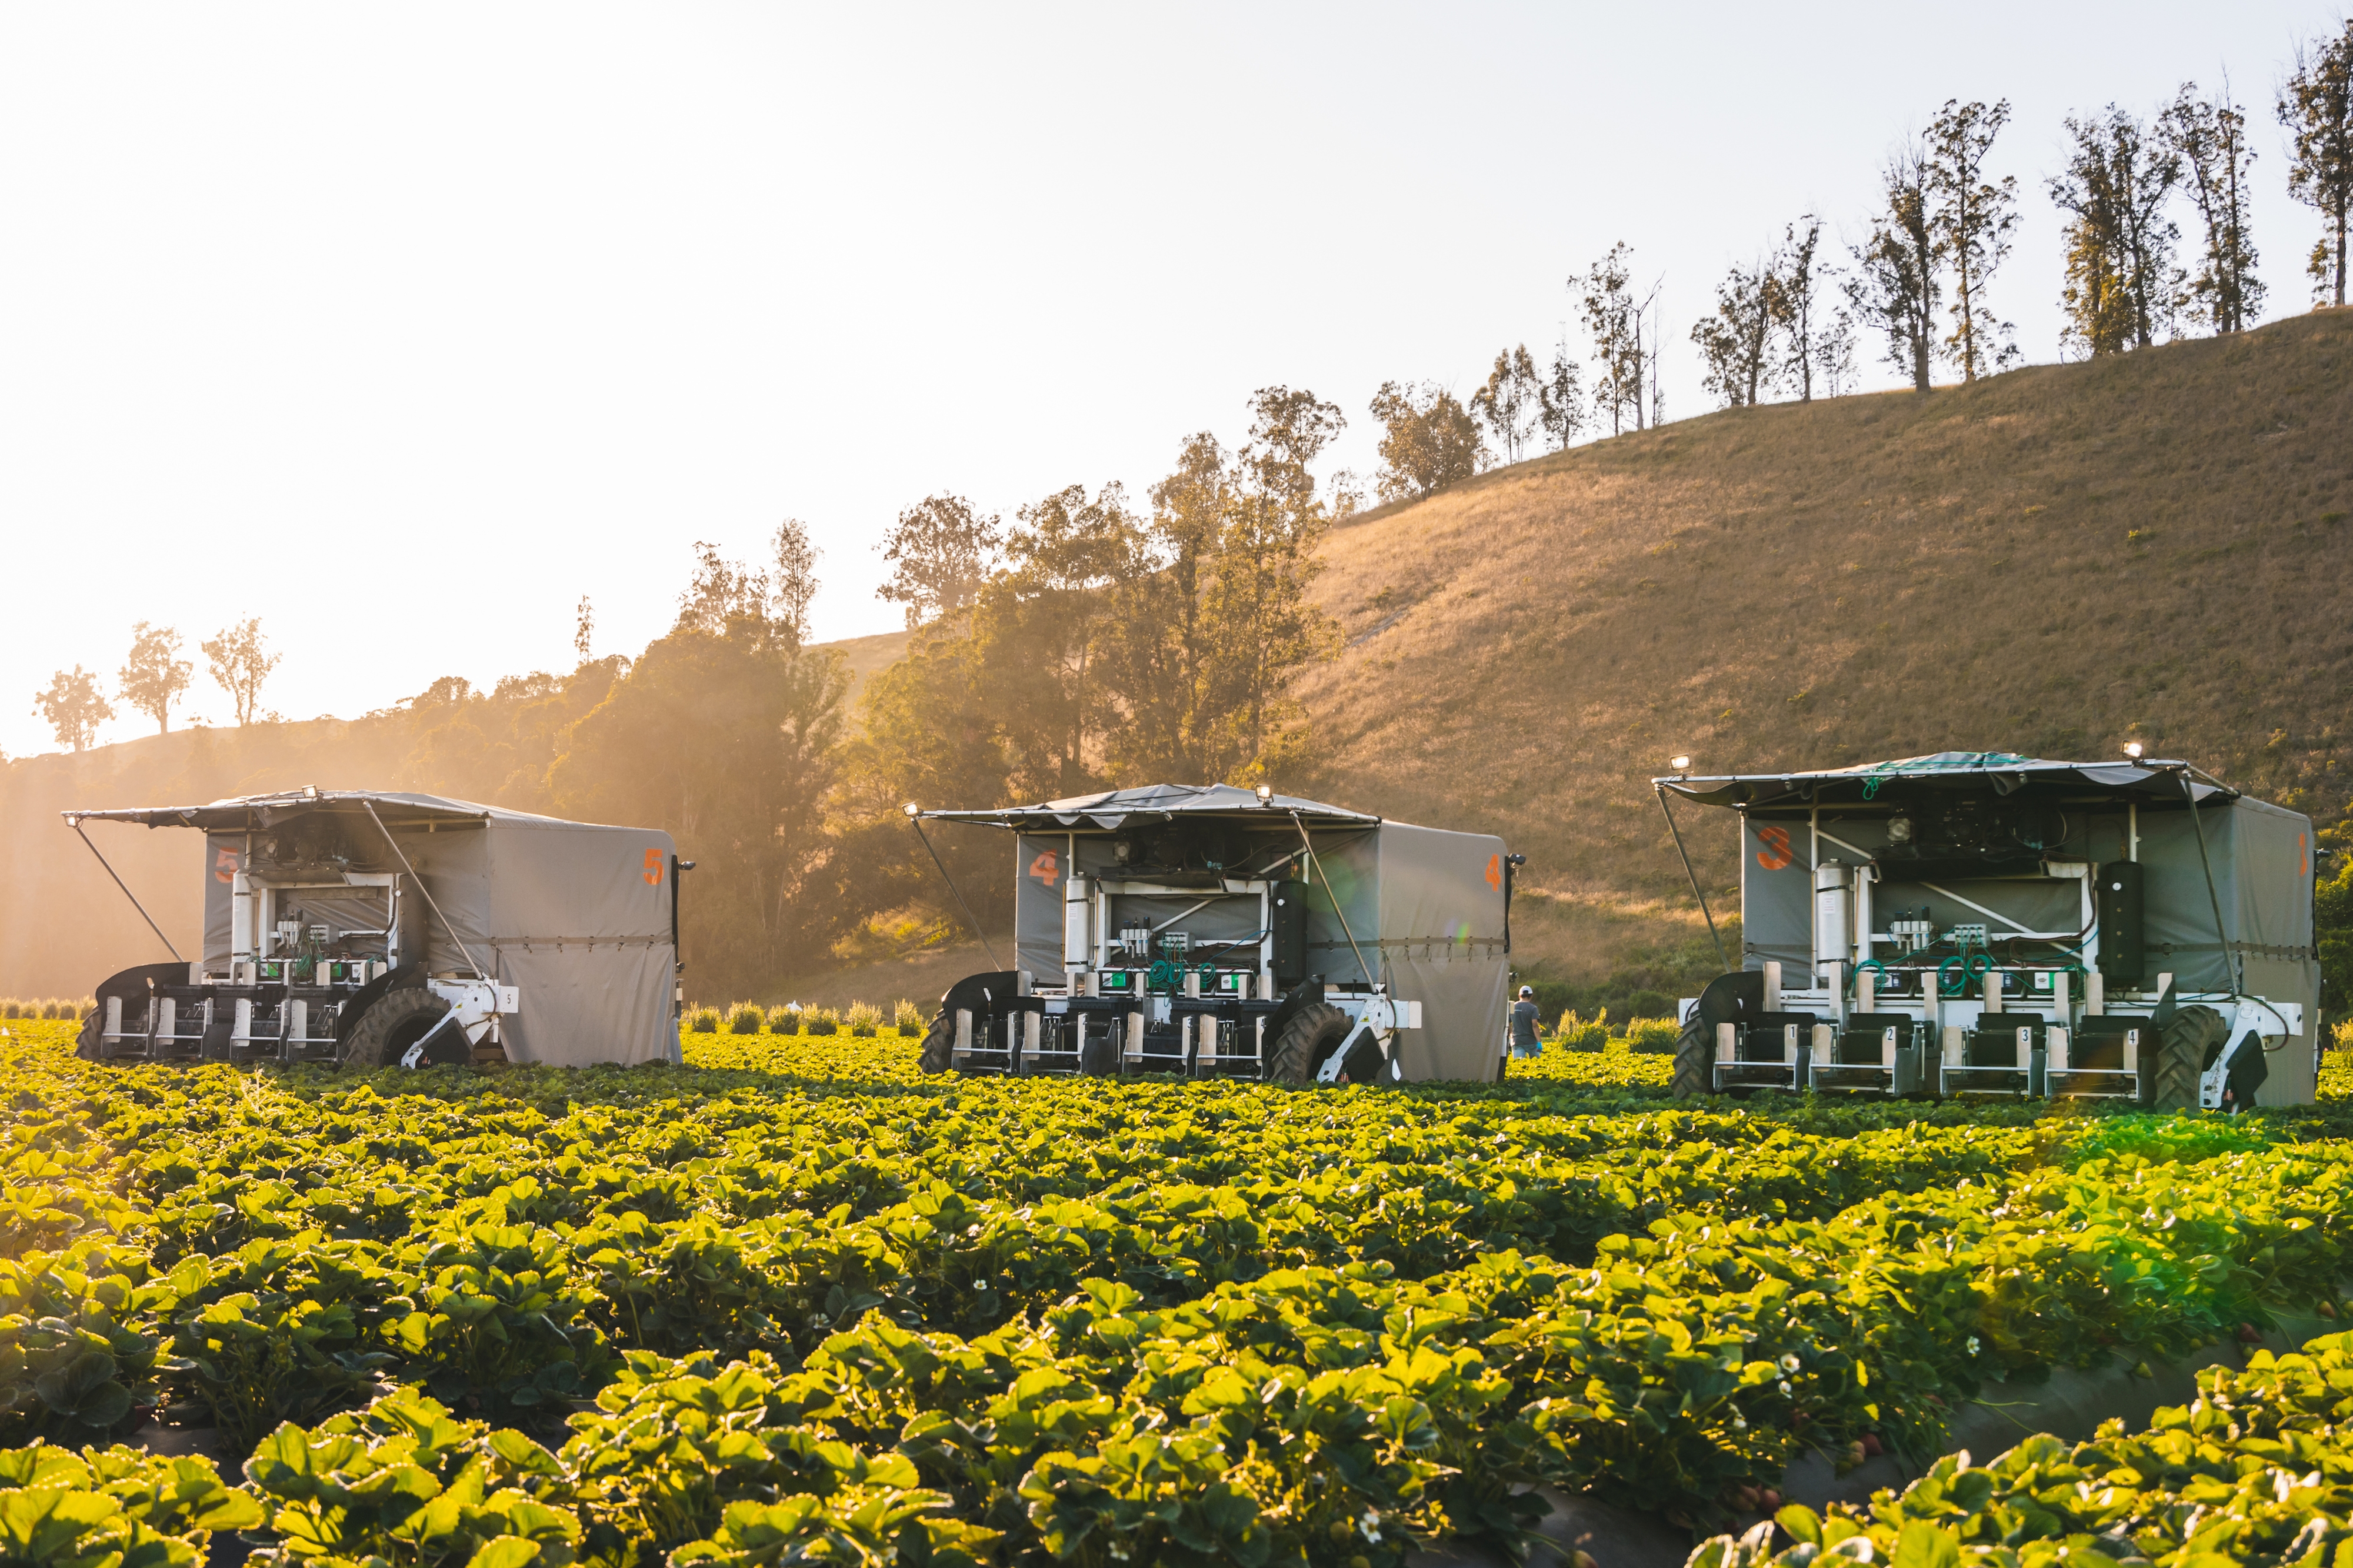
[6,314,2347,1004]
[1287,310,2353,995]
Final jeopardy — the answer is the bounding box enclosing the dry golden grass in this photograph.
[1294,309,2353,982]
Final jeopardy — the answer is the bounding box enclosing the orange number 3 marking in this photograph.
[1755,825,1794,871]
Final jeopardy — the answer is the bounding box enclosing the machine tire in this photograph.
[2149,1004,2224,1111]
[341,989,459,1070]
[1267,1003,1351,1085]
[1078,1020,1119,1077]
[1671,1020,1712,1099]
[917,1009,956,1075]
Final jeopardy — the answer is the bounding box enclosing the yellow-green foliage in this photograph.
[7,1016,2353,1563]
[893,998,925,1034]
[725,1002,764,1035]
[844,1002,883,1038]
[685,1006,722,1033]
[768,1005,804,1035]
[1624,1016,1682,1053]
[1553,1009,1609,1051]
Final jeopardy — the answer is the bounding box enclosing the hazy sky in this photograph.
[4,2,2342,759]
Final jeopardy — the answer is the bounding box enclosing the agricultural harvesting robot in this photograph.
[1654,753,2322,1109]
[65,789,685,1069]
[905,784,1518,1084]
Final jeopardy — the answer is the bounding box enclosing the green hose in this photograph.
[1937,952,1994,998]
[1847,959,1888,996]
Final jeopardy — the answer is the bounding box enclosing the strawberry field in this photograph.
[8,1017,2353,1567]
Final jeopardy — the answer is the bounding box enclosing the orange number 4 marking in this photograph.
[1029,849,1059,886]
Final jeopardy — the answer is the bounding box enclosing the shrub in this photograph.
[0,999,17,1019]
[1554,1010,1609,1053]
[1625,1016,1682,1054]
[768,1005,804,1035]
[726,1003,764,1035]
[807,1007,840,1036]
[893,998,925,1035]
[686,1006,722,1034]
[845,1002,882,1038]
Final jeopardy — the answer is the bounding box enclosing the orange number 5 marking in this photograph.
[644,848,664,886]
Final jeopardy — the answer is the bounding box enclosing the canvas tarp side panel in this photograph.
[2227,797,2319,1109]
[481,819,677,1066]
[203,834,241,966]
[1373,821,1510,1082]
[1015,833,1068,978]
[2136,809,2239,992]
[1301,830,1381,986]
[385,825,494,974]
[1742,814,1813,970]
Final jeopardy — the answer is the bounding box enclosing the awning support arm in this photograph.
[362,800,484,977]
[1657,786,1728,972]
[66,817,182,964]
[909,817,1002,970]
[1288,809,1375,985]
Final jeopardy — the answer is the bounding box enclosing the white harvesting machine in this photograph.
[1655,753,2321,1110]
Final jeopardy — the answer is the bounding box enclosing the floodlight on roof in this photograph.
[1255,785,1273,803]
[1669,755,1692,772]
[2122,742,2145,759]
[902,802,921,818]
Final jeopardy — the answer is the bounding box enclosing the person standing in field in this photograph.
[1510,986,1542,1058]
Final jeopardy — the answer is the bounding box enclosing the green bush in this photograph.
[893,998,925,1034]
[0,1442,262,1566]
[768,1005,804,1035]
[0,1241,170,1444]
[1553,1009,1609,1052]
[1,999,18,1019]
[806,1007,840,1037]
[726,1003,764,1036]
[845,1002,882,1039]
[686,1007,722,1034]
[1625,1016,1682,1054]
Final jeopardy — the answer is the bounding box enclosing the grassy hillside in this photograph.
[1290,309,2353,997]
[9,315,2346,1008]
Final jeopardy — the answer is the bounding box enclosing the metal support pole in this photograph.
[910,816,1002,970]
[1287,810,1374,984]
[1656,786,1729,972]
[362,801,484,976]
[2179,770,2241,997]
[67,818,182,963]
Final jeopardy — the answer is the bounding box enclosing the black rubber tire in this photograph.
[1671,1020,1711,1099]
[2149,1004,2224,1111]
[1078,1019,1119,1076]
[1267,1003,1351,1085]
[341,989,456,1070]
[917,1009,955,1075]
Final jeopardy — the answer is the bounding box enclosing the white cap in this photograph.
[1518,986,1534,998]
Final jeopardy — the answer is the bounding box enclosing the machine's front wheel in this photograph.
[916,1009,956,1075]
[1267,1003,1351,1085]
[1670,1020,1712,1099]
[2148,1004,2224,1110]
[342,989,459,1070]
